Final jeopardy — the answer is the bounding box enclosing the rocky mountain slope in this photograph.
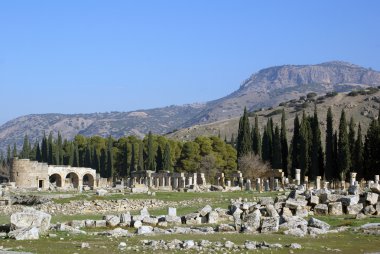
[1,61,379,151]
[168,90,380,143]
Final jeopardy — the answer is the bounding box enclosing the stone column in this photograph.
[173,177,179,189]
[264,180,270,191]
[323,181,329,190]
[181,177,186,188]
[270,177,275,190]
[239,178,244,188]
[155,177,159,188]
[341,180,346,190]
[374,175,379,184]
[188,177,193,186]
[274,179,279,190]
[316,176,321,190]
[350,172,357,186]
[256,178,261,192]
[193,173,198,186]
[226,180,231,187]
[304,176,309,189]
[245,179,251,191]
[295,169,301,185]
[167,176,171,187]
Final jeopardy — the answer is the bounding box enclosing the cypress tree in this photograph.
[230,134,235,147]
[130,143,136,174]
[162,143,173,172]
[299,112,311,179]
[333,130,339,179]
[138,142,144,171]
[92,148,100,173]
[106,136,114,179]
[146,131,155,171]
[155,145,163,172]
[12,143,17,158]
[291,114,301,178]
[84,144,92,168]
[57,131,63,165]
[72,143,79,167]
[236,107,252,158]
[121,143,129,178]
[48,132,54,164]
[348,117,356,171]
[252,115,261,156]
[310,105,322,180]
[354,123,364,179]
[6,144,11,164]
[325,107,334,180]
[280,109,289,175]
[36,142,42,162]
[100,148,107,178]
[337,109,350,180]
[41,132,48,163]
[21,134,30,159]
[272,125,282,169]
[261,128,271,162]
[363,117,380,179]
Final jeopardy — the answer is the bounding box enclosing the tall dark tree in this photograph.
[162,143,173,172]
[280,109,289,175]
[35,142,42,162]
[261,128,271,162]
[236,107,252,158]
[138,142,144,171]
[56,131,63,165]
[120,143,129,178]
[291,114,301,178]
[12,143,17,158]
[100,148,107,178]
[252,115,261,156]
[47,132,54,164]
[130,143,136,174]
[92,148,100,173]
[299,112,311,179]
[272,125,282,169]
[348,117,356,171]
[155,145,163,172]
[84,144,92,168]
[146,131,155,171]
[6,144,11,164]
[310,105,322,180]
[21,134,30,159]
[325,107,334,180]
[230,134,235,147]
[106,136,114,179]
[333,131,339,179]
[41,132,48,163]
[337,109,350,180]
[353,123,364,179]
[72,143,79,167]
[363,116,380,179]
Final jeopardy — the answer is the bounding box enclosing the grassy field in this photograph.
[1,190,380,253]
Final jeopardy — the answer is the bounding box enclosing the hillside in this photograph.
[1,61,380,151]
[168,90,380,143]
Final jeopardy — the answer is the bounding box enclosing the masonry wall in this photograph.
[10,159,49,189]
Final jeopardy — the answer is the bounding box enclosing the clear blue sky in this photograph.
[1,0,379,124]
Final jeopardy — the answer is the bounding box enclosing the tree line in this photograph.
[1,132,237,182]
[236,106,380,181]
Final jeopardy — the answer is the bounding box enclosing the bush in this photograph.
[307,92,317,99]
[238,153,271,179]
[325,92,338,97]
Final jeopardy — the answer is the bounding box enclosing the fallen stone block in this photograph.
[261,217,280,233]
[285,199,307,210]
[284,228,306,237]
[310,195,319,205]
[95,220,107,228]
[199,205,212,217]
[308,217,330,231]
[8,227,39,240]
[104,215,120,227]
[242,209,261,232]
[10,208,51,234]
[142,217,159,226]
[207,211,219,224]
[314,204,328,215]
[338,195,359,207]
[347,203,363,215]
[365,192,379,205]
[328,202,343,215]
[137,225,153,235]
[363,205,376,215]
[218,224,236,232]
[70,220,85,229]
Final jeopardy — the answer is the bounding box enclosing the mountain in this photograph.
[168,89,380,142]
[1,61,380,151]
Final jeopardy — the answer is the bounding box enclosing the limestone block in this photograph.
[10,208,51,234]
[363,205,376,215]
[279,216,308,231]
[308,217,330,231]
[347,203,363,215]
[217,224,236,232]
[96,189,108,196]
[328,202,343,215]
[8,227,39,240]
[199,205,212,217]
[295,207,309,218]
[168,207,177,217]
[142,217,158,226]
[242,209,261,232]
[285,199,308,210]
[282,207,293,217]
[165,215,182,225]
[310,195,319,205]
[104,215,120,227]
[85,220,95,228]
[284,228,307,237]
[70,220,85,229]
[314,204,328,215]
[140,207,150,219]
[365,192,379,205]
[133,220,142,229]
[120,213,131,224]
[137,225,153,235]
[338,195,359,207]
[261,216,280,233]
[259,197,274,206]
[207,211,219,224]
[95,220,107,228]
[308,227,328,236]
[371,184,380,194]
[266,204,279,218]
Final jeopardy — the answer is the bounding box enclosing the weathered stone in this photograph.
[320,193,344,204]
[338,195,359,207]
[261,216,280,233]
[85,220,95,228]
[10,208,51,234]
[218,224,236,232]
[295,207,309,218]
[168,207,177,217]
[70,220,85,229]
[120,213,131,225]
[310,195,319,205]
[95,220,107,228]
[199,205,212,217]
[376,202,380,215]
[224,241,235,249]
[285,199,308,210]
[8,227,39,240]
[143,217,158,226]
[118,242,127,249]
[308,227,328,236]
[284,228,306,237]
[99,227,130,237]
[266,204,279,218]
[289,243,302,249]
[282,207,293,217]
[259,197,274,206]
[242,209,261,232]
[356,213,367,219]
[104,215,120,227]
[245,241,257,250]
[207,211,219,224]
[364,205,376,215]
[165,215,182,225]
[328,202,343,215]
[183,240,195,249]
[308,217,330,231]
[133,220,142,228]
[348,185,360,195]
[371,184,380,194]
[137,225,153,235]
[96,189,108,196]
[314,204,328,215]
[81,242,90,248]
[347,203,363,215]
[365,192,379,205]
[140,207,150,219]
[279,216,308,231]
[131,184,149,193]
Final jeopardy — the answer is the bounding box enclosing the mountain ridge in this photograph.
[1,61,380,151]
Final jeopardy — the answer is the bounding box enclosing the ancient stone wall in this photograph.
[10,159,49,189]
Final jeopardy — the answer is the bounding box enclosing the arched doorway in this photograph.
[49,174,62,187]
[83,174,95,189]
[65,172,79,189]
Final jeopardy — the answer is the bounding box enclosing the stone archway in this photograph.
[65,172,79,189]
[83,173,95,188]
[49,174,62,187]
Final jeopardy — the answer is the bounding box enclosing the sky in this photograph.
[0,0,379,124]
